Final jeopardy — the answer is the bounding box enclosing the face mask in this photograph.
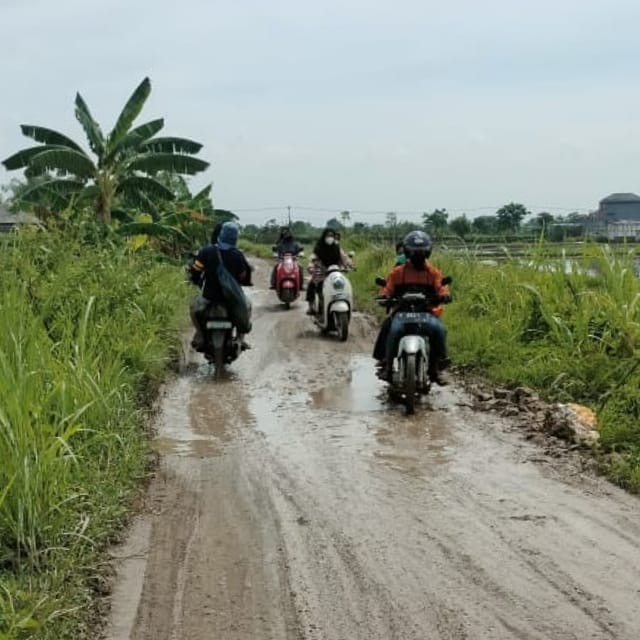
[325,236,335,245]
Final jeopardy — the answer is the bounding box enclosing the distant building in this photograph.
[599,193,640,222]
[0,204,39,233]
[589,193,640,240]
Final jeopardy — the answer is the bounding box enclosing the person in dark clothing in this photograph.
[269,227,304,289]
[189,221,253,351]
[306,227,352,315]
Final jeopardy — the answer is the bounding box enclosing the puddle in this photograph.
[309,355,385,413]
[247,353,460,482]
[152,376,227,459]
[249,392,308,440]
[371,410,456,475]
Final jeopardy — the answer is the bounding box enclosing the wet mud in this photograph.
[106,261,640,640]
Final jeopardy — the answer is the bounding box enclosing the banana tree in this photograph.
[2,77,209,223]
[117,182,223,256]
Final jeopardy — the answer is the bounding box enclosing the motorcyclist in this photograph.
[306,227,352,315]
[375,230,451,385]
[395,240,407,265]
[269,227,304,289]
[188,221,253,351]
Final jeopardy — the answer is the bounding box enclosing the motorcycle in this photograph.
[273,249,304,308]
[186,253,248,374]
[312,263,354,342]
[201,303,245,373]
[375,275,452,415]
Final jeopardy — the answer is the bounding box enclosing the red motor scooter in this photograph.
[273,251,304,308]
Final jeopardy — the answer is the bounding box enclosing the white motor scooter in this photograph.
[312,264,354,341]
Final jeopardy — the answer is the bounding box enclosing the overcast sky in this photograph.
[2,0,640,225]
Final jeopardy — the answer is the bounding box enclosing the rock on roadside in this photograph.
[469,384,600,448]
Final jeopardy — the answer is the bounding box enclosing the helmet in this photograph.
[403,230,432,260]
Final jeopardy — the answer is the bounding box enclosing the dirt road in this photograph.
[106,263,640,640]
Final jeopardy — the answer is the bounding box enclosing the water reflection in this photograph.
[309,355,385,413]
[372,412,454,477]
[451,248,640,278]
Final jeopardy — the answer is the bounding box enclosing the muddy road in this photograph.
[107,263,640,640]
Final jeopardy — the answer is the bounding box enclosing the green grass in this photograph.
[238,239,275,259]
[0,230,190,639]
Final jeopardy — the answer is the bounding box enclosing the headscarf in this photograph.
[217,221,240,249]
[313,227,341,267]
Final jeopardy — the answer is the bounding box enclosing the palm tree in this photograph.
[2,77,209,223]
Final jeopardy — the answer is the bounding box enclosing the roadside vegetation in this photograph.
[0,78,224,640]
[0,229,191,639]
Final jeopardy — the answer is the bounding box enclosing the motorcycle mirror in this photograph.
[442,275,453,286]
[375,276,387,287]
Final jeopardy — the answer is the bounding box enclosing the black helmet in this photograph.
[403,230,432,259]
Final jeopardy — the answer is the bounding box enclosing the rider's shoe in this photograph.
[191,331,205,352]
[375,361,390,380]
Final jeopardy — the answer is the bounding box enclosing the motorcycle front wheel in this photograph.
[335,312,349,342]
[402,353,417,415]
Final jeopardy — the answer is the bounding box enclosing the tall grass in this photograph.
[349,240,640,491]
[0,230,190,638]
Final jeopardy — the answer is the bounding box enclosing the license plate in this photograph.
[401,312,421,320]
[206,320,232,329]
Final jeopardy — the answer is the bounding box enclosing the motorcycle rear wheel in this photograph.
[213,348,225,376]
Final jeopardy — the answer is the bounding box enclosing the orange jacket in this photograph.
[380,261,449,318]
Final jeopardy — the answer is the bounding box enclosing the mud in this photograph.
[106,260,640,640]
